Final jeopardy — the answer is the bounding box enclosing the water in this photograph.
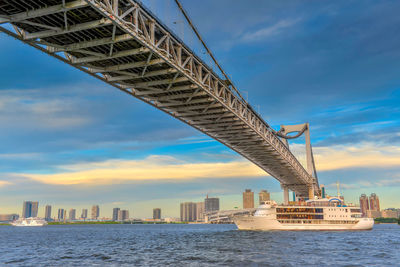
[0,224,398,266]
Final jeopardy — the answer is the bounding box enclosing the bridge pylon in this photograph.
[276,123,320,198]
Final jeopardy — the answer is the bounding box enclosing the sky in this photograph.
[1,0,400,218]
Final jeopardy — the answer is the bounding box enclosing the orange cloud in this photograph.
[313,143,400,171]
[15,143,400,186]
[22,156,266,185]
[0,181,12,187]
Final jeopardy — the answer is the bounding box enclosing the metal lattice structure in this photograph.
[0,0,319,197]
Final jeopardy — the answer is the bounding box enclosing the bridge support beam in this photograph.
[0,0,318,198]
[282,185,289,205]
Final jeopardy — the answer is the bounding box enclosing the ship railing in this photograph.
[278,219,358,224]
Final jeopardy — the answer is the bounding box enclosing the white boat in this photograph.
[233,197,374,231]
[10,217,48,227]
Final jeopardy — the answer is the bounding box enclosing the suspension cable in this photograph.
[173,0,295,138]
[173,0,246,103]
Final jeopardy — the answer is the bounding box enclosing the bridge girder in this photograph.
[0,0,318,197]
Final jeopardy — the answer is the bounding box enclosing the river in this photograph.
[0,223,398,266]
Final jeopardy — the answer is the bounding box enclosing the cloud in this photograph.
[0,181,12,187]
[0,153,42,159]
[0,89,92,130]
[9,140,400,187]
[314,143,400,171]
[289,142,400,172]
[241,18,301,42]
[18,156,267,185]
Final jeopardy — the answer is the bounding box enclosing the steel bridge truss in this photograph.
[0,0,319,197]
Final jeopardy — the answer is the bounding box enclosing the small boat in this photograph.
[10,217,48,227]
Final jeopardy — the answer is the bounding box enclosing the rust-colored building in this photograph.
[243,189,254,209]
[359,194,369,217]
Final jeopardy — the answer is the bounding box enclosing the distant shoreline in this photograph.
[48,221,188,225]
[0,221,189,226]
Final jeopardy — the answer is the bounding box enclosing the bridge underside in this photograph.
[0,0,318,197]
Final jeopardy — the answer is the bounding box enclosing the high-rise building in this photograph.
[180,202,197,222]
[32,202,39,217]
[118,210,129,221]
[243,189,254,209]
[153,208,161,220]
[258,190,270,205]
[359,194,369,217]
[204,196,219,213]
[196,202,205,222]
[44,205,52,221]
[58,208,64,221]
[69,209,76,221]
[320,184,326,198]
[369,193,380,211]
[112,208,120,221]
[91,205,100,220]
[81,209,88,220]
[22,201,39,218]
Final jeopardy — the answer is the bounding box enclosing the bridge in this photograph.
[0,0,320,199]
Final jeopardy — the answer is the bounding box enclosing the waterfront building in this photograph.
[196,202,205,222]
[81,209,88,220]
[22,201,39,218]
[44,205,52,221]
[367,210,381,218]
[258,190,270,205]
[118,210,129,221]
[180,202,197,222]
[58,208,64,221]
[112,208,120,221]
[369,193,380,211]
[69,209,76,221]
[359,194,369,217]
[243,189,254,209]
[0,214,19,222]
[204,196,219,213]
[381,209,399,218]
[164,217,180,223]
[91,205,100,220]
[153,208,161,220]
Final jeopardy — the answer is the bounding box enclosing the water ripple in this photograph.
[0,224,398,266]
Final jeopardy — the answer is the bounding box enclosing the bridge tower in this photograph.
[277,123,319,202]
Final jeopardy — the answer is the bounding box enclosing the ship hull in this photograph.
[233,217,374,231]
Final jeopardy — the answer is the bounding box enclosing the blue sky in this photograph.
[1,0,400,218]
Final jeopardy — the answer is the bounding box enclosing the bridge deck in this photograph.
[0,0,318,197]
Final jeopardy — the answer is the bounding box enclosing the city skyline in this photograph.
[1,0,400,217]
[5,188,399,220]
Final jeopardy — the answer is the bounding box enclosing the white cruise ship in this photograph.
[10,217,48,227]
[233,197,374,231]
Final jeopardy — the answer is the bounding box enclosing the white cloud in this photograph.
[241,18,301,42]
[0,89,92,130]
